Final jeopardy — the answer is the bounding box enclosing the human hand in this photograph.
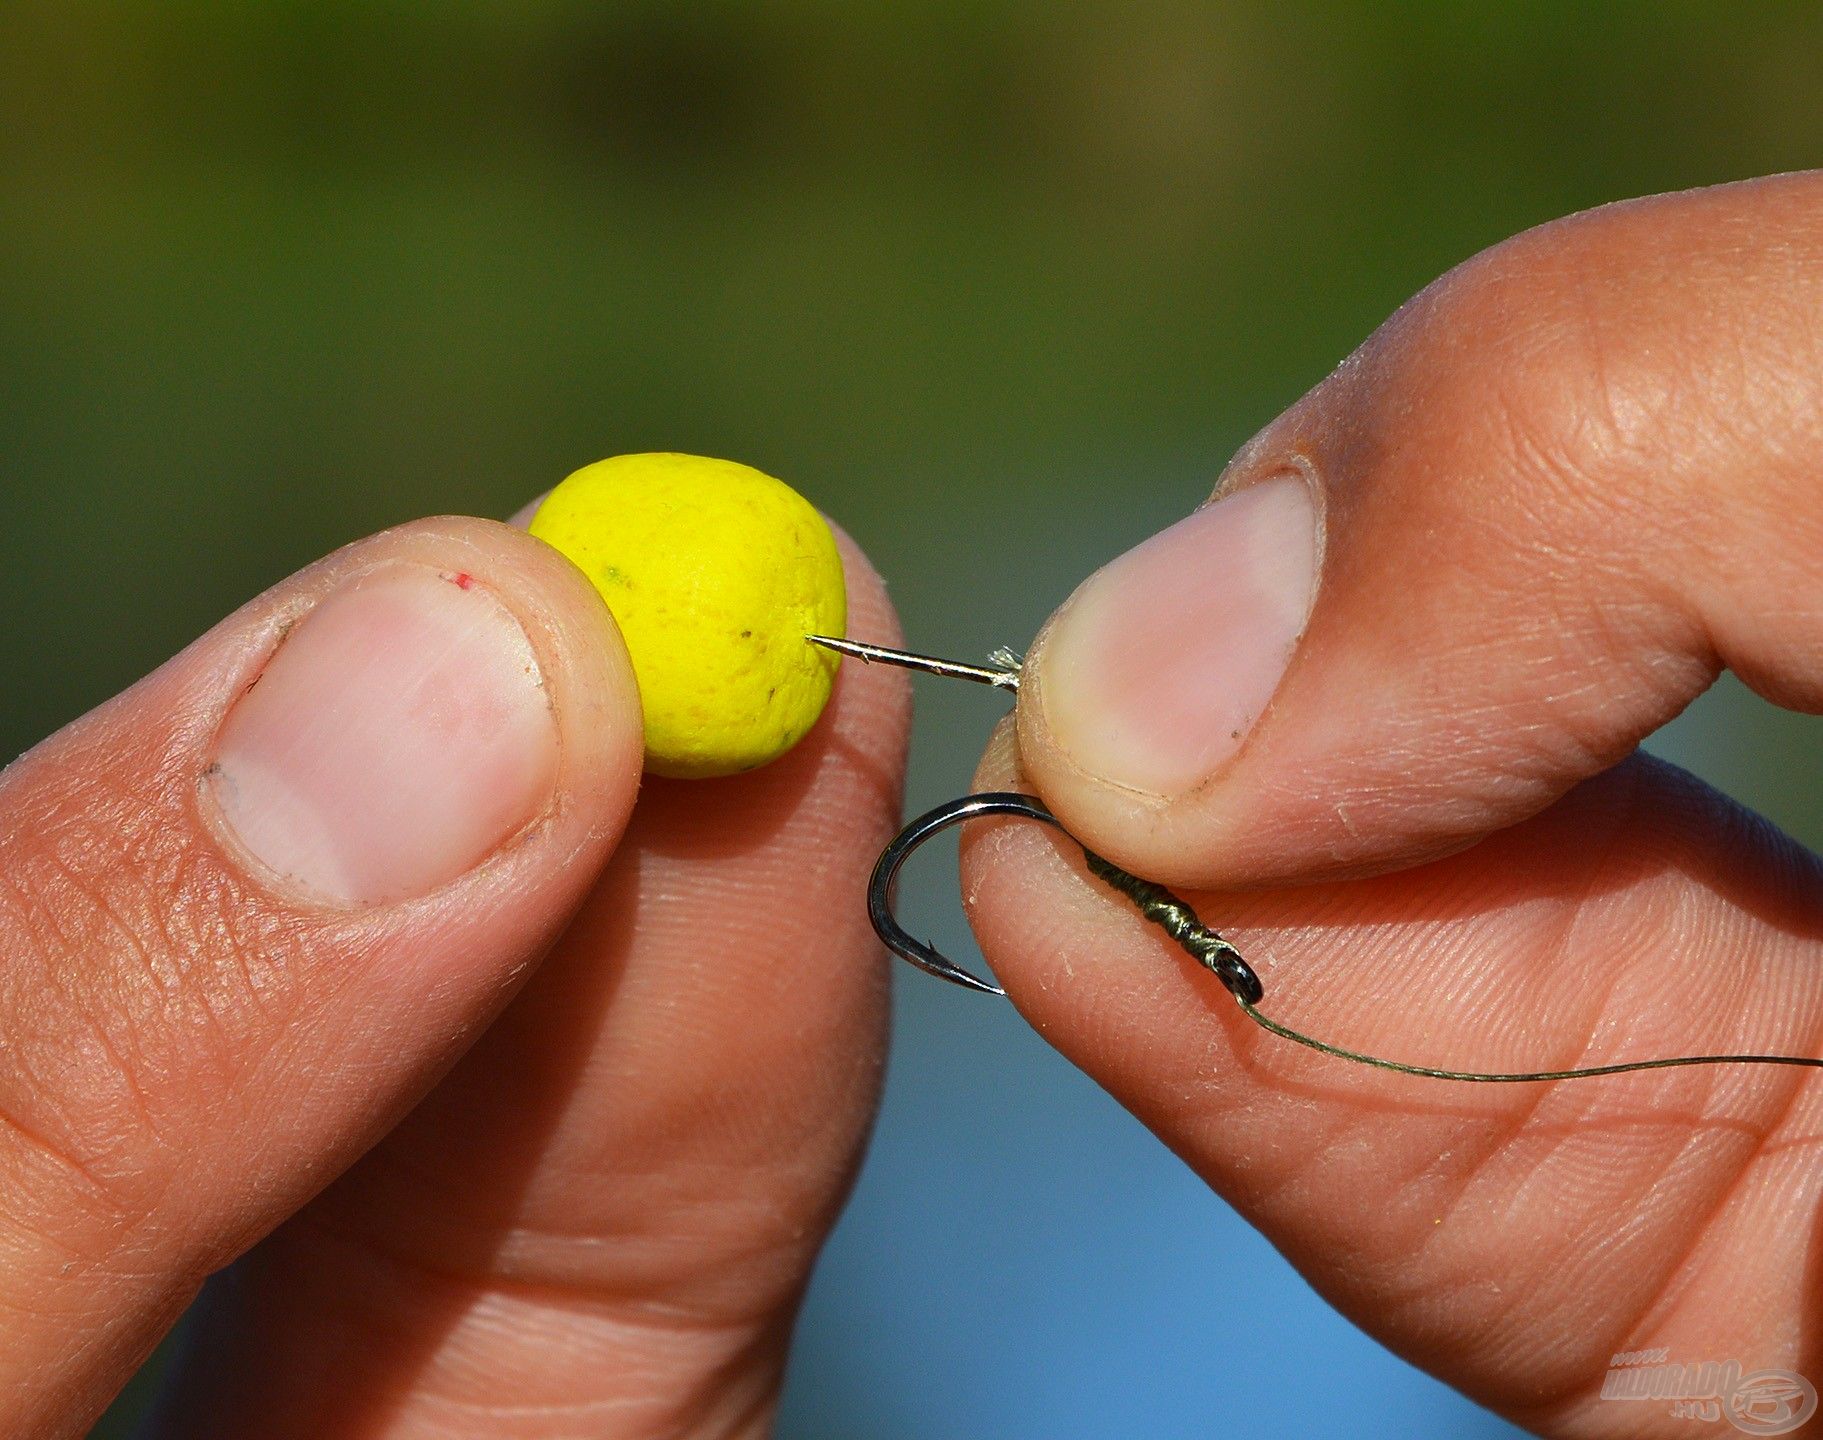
[964,172,1823,1437]
[0,513,907,1437]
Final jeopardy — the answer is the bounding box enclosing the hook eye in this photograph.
[867,791,1066,996]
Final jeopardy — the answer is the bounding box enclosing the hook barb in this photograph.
[867,793,1053,995]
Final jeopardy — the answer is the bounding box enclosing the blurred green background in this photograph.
[1,3,1819,1436]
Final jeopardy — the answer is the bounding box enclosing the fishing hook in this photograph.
[869,790,1264,1004]
[810,633,1823,1083]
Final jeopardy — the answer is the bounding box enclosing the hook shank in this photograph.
[868,791,1263,1004]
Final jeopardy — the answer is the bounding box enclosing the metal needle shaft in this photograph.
[806,635,1021,690]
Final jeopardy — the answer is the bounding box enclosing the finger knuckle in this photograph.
[1347,195,1821,535]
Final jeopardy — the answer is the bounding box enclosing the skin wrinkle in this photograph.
[1407,231,1720,554]
[35,846,171,1023]
[1408,991,1607,1306]
[296,1210,787,1341]
[248,1143,801,1438]
[1533,1142,1808,1434]
[0,1097,122,1224]
[35,835,200,1037]
[1370,1064,1764,1429]
[31,844,324,1229]
[416,1381,767,1440]
[1483,1138,1697,1395]
[1254,899,1622,1387]
[1609,1109,1803,1344]
[0,923,177,1234]
[24,760,300,1050]
[1446,793,1812,1363]
[1497,873,1793,1408]
[1559,237,1663,476]
[180,915,287,1109]
[1625,968,1823,1304]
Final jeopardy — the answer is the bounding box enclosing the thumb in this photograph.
[0,517,642,1435]
[970,175,1823,1430]
[1015,171,1823,886]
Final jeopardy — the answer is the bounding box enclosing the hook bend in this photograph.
[867,792,1064,995]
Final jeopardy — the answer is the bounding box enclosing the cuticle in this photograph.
[1206,450,1321,508]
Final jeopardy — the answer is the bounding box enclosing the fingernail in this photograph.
[1031,474,1319,798]
[208,566,559,904]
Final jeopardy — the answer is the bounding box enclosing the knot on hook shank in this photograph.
[1080,851,1265,1005]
